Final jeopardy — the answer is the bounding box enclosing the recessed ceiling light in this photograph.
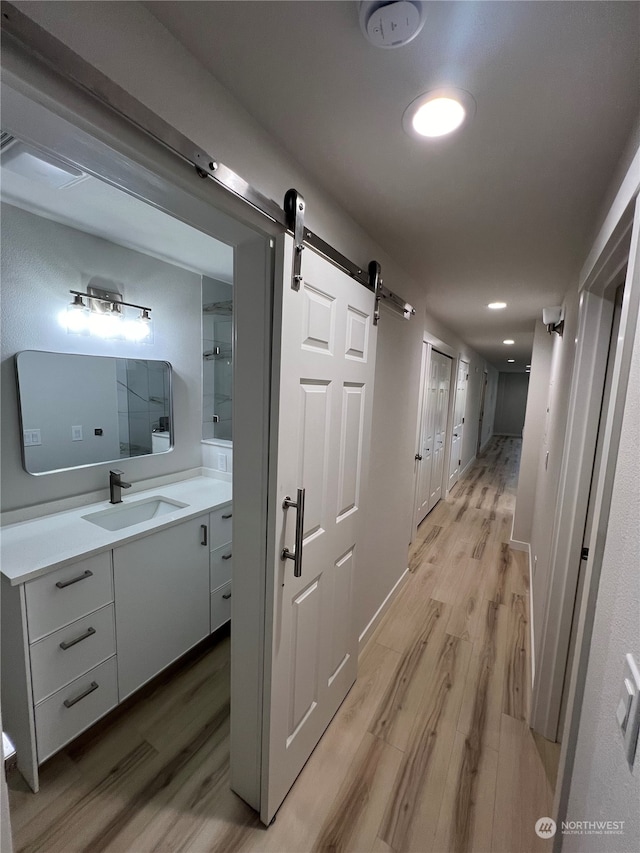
[507,359,515,363]
[403,88,475,140]
[488,302,507,310]
[503,339,515,345]
[526,364,531,368]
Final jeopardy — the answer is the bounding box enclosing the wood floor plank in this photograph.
[369,599,449,751]
[311,734,403,853]
[379,633,471,852]
[503,593,530,721]
[432,728,498,853]
[492,714,523,853]
[457,600,509,753]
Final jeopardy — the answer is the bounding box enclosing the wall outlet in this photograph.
[71,425,83,441]
[218,452,228,473]
[618,653,640,769]
[23,429,41,446]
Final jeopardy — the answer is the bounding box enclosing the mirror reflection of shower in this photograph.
[202,276,232,442]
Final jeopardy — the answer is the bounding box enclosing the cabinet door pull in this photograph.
[222,512,232,520]
[201,524,208,546]
[56,569,93,589]
[222,592,232,600]
[59,626,96,650]
[63,681,99,708]
[222,552,232,561]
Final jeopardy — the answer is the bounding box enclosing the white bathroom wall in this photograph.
[0,202,203,511]
[494,372,530,436]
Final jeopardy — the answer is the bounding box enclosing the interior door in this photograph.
[415,342,434,526]
[261,236,377,824]
[448,359,468,491]
[428,351,451,512]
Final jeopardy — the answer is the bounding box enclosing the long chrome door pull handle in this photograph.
[59,626,96,650]
[282,488,305,578]
[56,570,93,589]
[63,681,99,708]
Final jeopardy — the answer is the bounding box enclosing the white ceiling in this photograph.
[0,151,234,283]
[146,0,639,370]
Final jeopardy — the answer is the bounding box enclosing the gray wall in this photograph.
[494,372,530,436]
[0,203,202,511]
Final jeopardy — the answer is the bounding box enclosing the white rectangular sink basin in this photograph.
[82,496,189,531]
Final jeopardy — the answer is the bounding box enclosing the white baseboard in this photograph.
[509,538,529,552]
[358,567,410,654]
[526,543,535,689]
[459,456,476,479]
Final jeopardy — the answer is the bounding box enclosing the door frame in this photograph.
[412,340,431,531]
[476,370,488,455]
[548,161,640,839]
[0,75,279,813]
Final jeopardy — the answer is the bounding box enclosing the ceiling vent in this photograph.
[0,131,17,152]
[359,1,426,49]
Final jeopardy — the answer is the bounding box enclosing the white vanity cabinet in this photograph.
[209,503,232,631]
[1,552,118,791]
[0,478,233,792]
[114,515,210,699]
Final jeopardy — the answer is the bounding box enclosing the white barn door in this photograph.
[261,236,377,824]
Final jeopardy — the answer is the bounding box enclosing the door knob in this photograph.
[415,454,423,461]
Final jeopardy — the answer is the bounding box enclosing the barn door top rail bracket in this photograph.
[369,261,416,326]
[1,1,415,320]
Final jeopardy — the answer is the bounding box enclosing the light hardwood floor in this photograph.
[8,436,560,853]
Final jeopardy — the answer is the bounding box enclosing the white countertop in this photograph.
[0,474,232,586]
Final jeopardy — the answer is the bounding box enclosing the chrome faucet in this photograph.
[109,469,131,504]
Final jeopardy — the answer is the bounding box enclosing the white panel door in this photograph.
[428,351,452,512]
[415,343,436,526]
[448,359,469,491]
[262,236,377,824]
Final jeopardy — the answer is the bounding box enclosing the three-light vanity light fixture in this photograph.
[62,289,153,341]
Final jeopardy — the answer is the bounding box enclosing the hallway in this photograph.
[8,437,558,853]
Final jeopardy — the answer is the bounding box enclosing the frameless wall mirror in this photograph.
[16,350,172,474]
[202,276,233,442]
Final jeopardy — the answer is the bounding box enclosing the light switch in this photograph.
[620,653,640,769]
[71,425,83,441]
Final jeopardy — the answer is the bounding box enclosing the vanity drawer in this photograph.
[210,582,231,633]
[30,604,116,704]
[210,542,233,592]
[34,656,118,764]
[209,504,232,544]
[25,553,113,643]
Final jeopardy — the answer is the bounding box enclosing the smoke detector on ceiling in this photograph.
[359,1,426,49]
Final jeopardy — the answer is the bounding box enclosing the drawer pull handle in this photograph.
[56,570,93,589]
[222,592,231,600]
[59,626,96,650]
[222,512,232,520]
[201,524,208,546]
[63,681,99,708]
[221,553,232,561]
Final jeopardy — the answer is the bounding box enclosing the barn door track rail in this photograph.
[1,1,415,324]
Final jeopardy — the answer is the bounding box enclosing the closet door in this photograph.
[448,359,468,491]
[415,343,435,526]
[428,351,452,512]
